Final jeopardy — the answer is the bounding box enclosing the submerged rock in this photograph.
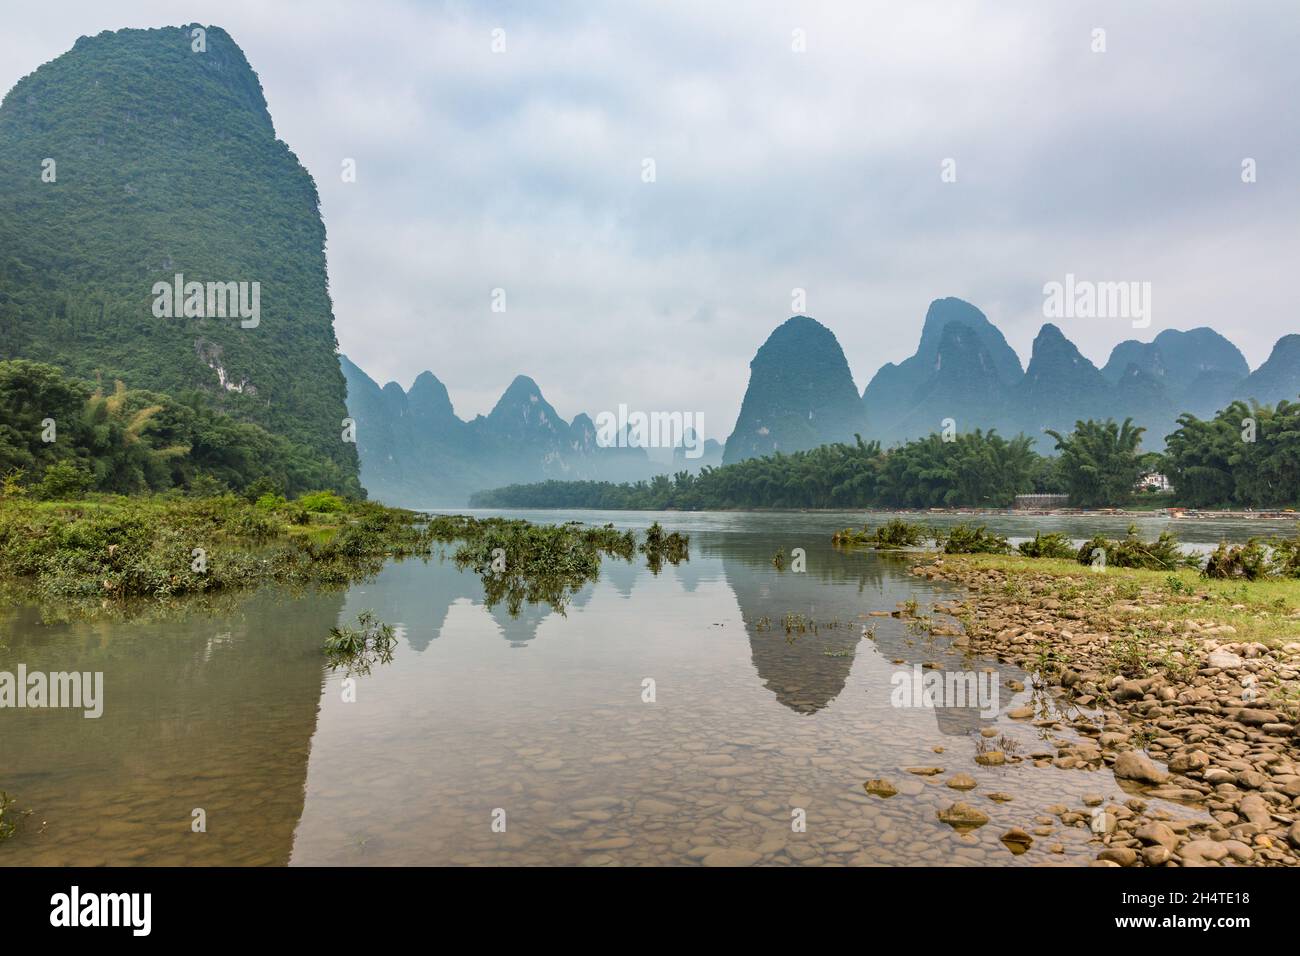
[937,802,989,830]
[1000,828,1033,854]
[864,778,898,798]
[945,773,978,791]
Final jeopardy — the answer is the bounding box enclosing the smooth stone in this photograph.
[1097,847,1137,866]
[1000,828,1033,854]
[864,779,898,798]
[1134,821,1178,851]
[701,848,762,867]
[937,802,989,830]
[1113,750,1170,785]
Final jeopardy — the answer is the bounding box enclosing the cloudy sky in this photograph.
[4,1,1298,442]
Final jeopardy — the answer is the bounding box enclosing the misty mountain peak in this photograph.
[916,298,1023,383]
[407,371,455,418]
[723,315,866,464]
[1239,334,1300,406]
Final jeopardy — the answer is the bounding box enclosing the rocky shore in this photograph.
[909,553,1300,866]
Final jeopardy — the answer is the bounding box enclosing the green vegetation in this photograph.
[876,431,1036,508]
[1165,399,1300,508]
[933,552,1300,649]
[472,395,1300,513]
[640,521,690,573]
[0,498,691,620]
[837,517,1300,584]
[1016,531,1076,559]
[1046,418,1150,508]
[0,360,358,497]
[0,791,22,842]
[1203,539,1272,581]
[0,494,425,606]
[1202,534,1300,581]
[473,430,1041,511]
[0,26,358,482]
[833,518,930,549]
[325,610,397,676]
[938,523,1010,555]
[1074,526,1199,571]
[448,516,642,614]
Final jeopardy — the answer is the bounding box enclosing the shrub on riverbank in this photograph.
[827,518,1300,582]
[939,523,1011,555]
[1203,539,1272,580]
[1017,531,1076,559]
[870,518,931,548]
[1202,534,1300,580]
[1074,527,1198,571]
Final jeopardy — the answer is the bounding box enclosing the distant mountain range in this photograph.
[862,298,1298,452]
[346,299,1300,506]
[340,357,720,506]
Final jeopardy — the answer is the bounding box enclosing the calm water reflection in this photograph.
[3,510,1263,866]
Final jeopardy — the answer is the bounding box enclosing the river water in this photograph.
[1,510,1291,865]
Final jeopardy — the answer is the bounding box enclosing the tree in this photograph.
[1046,418,1146,507]
[0,360,361,499]
[1164,399,1300,508]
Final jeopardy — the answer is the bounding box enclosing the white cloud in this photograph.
[4,0,1298,444]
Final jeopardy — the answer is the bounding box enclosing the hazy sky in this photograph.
[4,1,1298,442]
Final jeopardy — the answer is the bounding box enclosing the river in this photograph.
[1,510,1290,865]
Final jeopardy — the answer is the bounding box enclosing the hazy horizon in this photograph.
[5,0,1298,440]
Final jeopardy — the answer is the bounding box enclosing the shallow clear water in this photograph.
[2,510,1259,866]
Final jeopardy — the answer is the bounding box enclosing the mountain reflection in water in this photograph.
[2,509,1241,866]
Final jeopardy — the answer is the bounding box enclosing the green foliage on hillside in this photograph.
[0,25,357,484]
[0,359,358,496]
[1164,399,1300,508]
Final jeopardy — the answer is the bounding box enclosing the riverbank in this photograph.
[0,494,434,611]
[908,552,1300,866]
[0,496,690,622]
[465,503,1300,521]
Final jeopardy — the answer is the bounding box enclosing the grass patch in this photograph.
[937,552,1300,648]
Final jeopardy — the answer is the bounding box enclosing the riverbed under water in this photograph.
[2,510,1292,866]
